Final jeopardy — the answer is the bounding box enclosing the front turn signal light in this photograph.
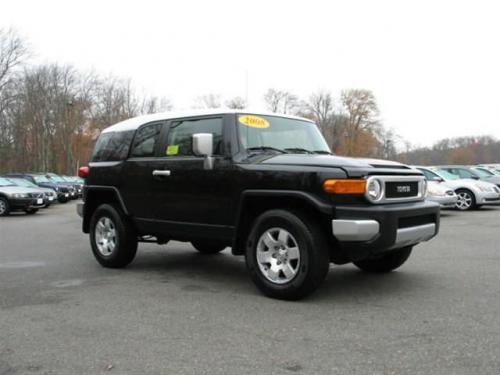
[323,179,366,194]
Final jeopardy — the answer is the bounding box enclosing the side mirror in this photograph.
[432,176,444,183]
[192,133,214,170]
[472,176,480,180]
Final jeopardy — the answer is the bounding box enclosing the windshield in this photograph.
[49,175,65,182]
[237,114,330,154]
[7,178,37,188]
[33,175,50,183]
[0,177,16,187]
[474,168,494,177]
[434,169,460,180]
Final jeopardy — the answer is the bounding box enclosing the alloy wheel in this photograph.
[95,217,117,256]
[456,192,472,210]
[256,227,301,284]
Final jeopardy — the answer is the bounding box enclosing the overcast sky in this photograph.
[2,0,499,146]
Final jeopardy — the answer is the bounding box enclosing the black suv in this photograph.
[78,111,440,300]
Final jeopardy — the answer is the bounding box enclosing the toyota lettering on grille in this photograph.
[397,185,411,193]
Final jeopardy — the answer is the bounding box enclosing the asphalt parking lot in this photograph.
[1,202,500,375]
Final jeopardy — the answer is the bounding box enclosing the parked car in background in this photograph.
[0,177,46,216]
[474,166,500,177]
[46,173,78,199]
[416,166,500,210]
[61,175,83,197]
[438,165,500,188]
[4,177,57,207]
[4,173,71,203]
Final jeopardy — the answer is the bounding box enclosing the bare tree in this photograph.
[263,88,298,114]
[0,28,28,94]
[195,93,221,109]
[225,96,246,110]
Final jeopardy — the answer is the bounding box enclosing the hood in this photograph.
[260,154,410,169]
[482,176,500,185]
[0,186,43,195]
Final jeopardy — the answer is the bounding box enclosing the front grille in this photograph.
[398,214,436,229]
[365,175,425,204]
[28,193,43,198]
[385,181,419,199]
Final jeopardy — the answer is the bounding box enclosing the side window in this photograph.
[164,117,223,157]
[91,130,134,162]
[130,123,163,158]
[420,169,434,180]
[457,169,474,179]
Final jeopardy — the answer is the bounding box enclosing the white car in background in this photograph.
[414,166,500,211]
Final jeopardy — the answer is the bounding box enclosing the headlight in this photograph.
[367,178,383,201]
[12,193,28,198]
[478,185,494,192]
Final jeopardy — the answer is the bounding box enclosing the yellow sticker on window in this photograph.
[166,145,179,155]
[239,115,270,129]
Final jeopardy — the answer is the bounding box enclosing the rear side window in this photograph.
[91,130,134,162]
[164,117,223,157]
[130,123,163,158]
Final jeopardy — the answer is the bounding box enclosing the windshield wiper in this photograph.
[246,146,287,154]
[284,147,314,154]
[312,150,333,155]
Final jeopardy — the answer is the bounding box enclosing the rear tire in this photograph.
[353,246,413,273]
[89,204,138,268]
[191,241,226,254]
[0,197,10,216]
[245,209,330,300]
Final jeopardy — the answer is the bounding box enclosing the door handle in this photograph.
[152,170,171,177]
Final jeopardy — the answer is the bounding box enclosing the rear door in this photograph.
[120,121,165,221]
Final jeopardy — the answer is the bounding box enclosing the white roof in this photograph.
[101,109,314,134]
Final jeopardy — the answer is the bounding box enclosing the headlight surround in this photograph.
[366,178,383,202]
[11,193,28,198]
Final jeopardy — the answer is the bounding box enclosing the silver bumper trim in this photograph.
[392,223,436,249]
[332,220,380,241]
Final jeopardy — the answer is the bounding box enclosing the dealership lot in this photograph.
[1,203,500,374]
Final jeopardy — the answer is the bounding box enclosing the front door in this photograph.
[152,116,234,240]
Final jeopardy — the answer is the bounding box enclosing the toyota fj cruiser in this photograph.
[78,110,440,300]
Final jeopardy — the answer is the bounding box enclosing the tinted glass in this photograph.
[91,130,134,162]
[165,117,223,157]
[7,178,37,188]
[419,168,439,180]
[130,123,162,158]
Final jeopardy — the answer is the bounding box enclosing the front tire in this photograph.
[191,240,227,254]
[0,197,10,216]
[58,196,68,204]
[89,204,138,268]
[353,246,413,273]
[455,189,476,211]
[245,209,330,300]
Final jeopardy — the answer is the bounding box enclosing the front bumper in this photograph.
[427,195,458,208]
[476,191,500,205]
[77,202,84,218]
[332,200,440,261]
[10,197,45,210]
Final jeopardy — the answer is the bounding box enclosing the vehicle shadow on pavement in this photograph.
[126,247,433,302]
[311,266,432,303]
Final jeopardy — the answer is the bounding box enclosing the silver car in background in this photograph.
[415,166,500,210]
